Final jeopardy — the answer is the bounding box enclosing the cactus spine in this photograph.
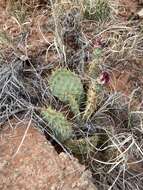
[49,68,84,116]
[41,107,73,142]
[83,81,102,120]
[83,48,103,120]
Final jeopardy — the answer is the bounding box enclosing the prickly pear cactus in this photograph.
[87,48,102,79]
[83,81,103,120]
[49,68,84,116]
[65,135,98,155]
[83,48,103,120]
[41,107,73,142]
[84,0,110,21]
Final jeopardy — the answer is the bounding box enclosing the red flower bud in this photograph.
[100,71,110,84]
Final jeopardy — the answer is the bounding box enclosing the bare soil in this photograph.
[0,122,96,190]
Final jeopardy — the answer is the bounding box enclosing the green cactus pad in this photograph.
[65,135,98,155]
[49,68,84,116]
[41,107,73,142]
[83,81,103,120]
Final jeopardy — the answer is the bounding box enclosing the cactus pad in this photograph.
[65,135,98,155]
[49,68,84,115]
[83,49,103,120]
[41,107,73,142]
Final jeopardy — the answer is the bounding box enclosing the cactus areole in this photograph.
[49,68,84,115]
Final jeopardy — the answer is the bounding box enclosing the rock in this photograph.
[0,122,96,190]
[137,8,143,18]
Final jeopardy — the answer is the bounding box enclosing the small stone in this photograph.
[137,8,143,18]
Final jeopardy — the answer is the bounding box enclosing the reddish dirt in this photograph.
[118,0,139,17]
[0,122,96,190]
[0,0,56,63]
[107,58,143,110]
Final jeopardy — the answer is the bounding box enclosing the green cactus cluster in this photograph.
[49,68,84,116]
[41,106,98,156]
[41,60,104,155]
[84,0,110,21]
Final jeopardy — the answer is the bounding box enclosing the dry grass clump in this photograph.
[83,0,111,21]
